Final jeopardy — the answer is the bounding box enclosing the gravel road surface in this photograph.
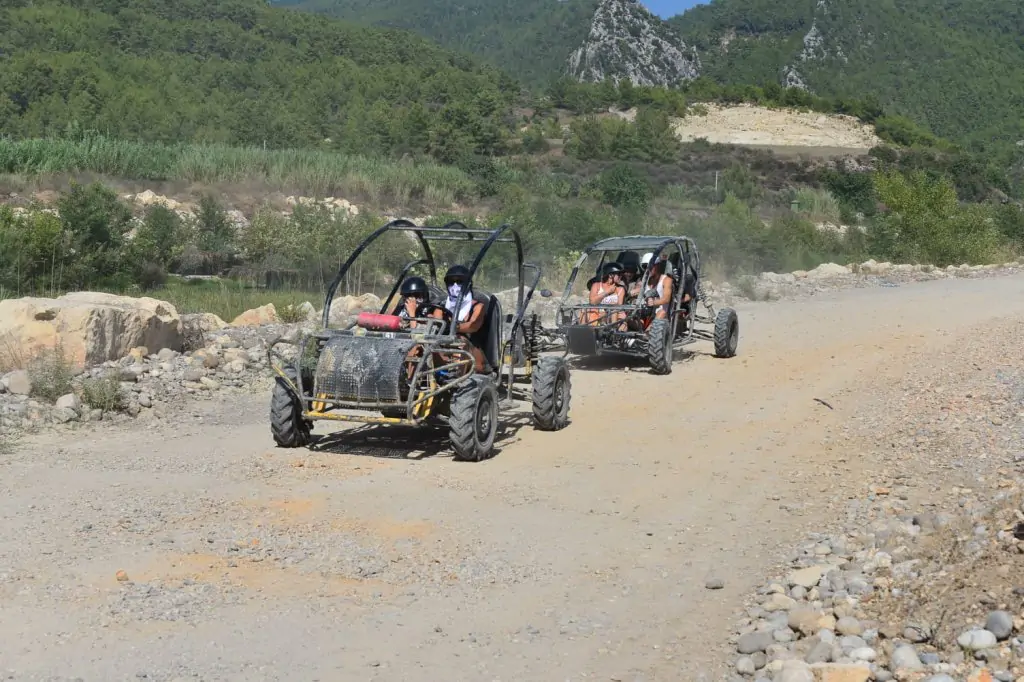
[3,272,1024,681]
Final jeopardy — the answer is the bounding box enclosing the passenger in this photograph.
[442,264,487,374]
[641,252,673,320]
[584,261,626,326]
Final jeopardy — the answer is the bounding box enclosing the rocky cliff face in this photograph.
[567,0,700,87]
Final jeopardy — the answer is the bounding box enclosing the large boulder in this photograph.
[0,292,183,368]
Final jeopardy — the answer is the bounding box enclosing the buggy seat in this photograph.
[467,290,502,374]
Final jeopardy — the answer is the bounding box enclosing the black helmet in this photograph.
[444,264,471,285]
[599,261,624,278]
[400,276,429,298]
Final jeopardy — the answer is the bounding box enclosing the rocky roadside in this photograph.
[717,260,1024,305]
[721,313,1024,682]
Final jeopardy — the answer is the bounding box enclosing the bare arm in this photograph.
[457,301,485,335]
[646,276,673,307]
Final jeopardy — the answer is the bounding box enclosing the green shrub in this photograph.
[80,374,127,413]
[27,346,75,403]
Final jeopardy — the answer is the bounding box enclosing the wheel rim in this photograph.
[476,393,494,443]
[554,373,567,415]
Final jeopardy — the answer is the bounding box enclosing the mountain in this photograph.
[0,0,518,157]
[567,0,700,86]
[271,0,601,86]
[668,0,1024,149]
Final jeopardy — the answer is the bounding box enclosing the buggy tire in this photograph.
[646,318,673,375]
[449,375,498,462]
[713,307,739,358]
[532,356,571,431]
[270,369,311,448]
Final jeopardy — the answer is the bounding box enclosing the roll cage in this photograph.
[556,234,710,330]
[321,219,541,342]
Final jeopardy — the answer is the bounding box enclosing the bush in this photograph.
[868,170,1007,265]
[597,164,651,209]
[80,374,127,413]
[27,346,75,403]
[57,182,134,288]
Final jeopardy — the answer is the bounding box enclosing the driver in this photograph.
[393,275,442,381]
[443,264,487,374]
[641,252,673,320]
[393,276,433,326]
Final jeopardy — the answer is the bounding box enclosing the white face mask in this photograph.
[447,283,462,299]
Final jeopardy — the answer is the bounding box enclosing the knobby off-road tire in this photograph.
[532,356,571,431]
[270,369,312,448]
[713,307,739,358]
[646,318,673,375]
[448,375,498,462]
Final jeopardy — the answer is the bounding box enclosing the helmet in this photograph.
[599,261,624,278]
[641,252,654,268]
[400,276,429,298]
[443,264,471,285]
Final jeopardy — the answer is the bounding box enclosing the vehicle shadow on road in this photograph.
[566,346,702,373]
[308,412,534,462]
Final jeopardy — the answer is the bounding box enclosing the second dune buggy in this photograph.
[553,235,739,374]
[267,220,572,462]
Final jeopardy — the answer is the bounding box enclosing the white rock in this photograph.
[55,393,81,413]
[956,628,997,651]
[787,565,827,589]
[806,262,851,279]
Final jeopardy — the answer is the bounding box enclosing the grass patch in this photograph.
[152,278,319,322]
[0,135,477,205]
[0,430,17,454]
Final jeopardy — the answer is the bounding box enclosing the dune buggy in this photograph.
[267,219,572,462]
[553,235,739,374]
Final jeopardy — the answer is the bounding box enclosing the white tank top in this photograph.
[654,276,669,313]
[597,284,618,305]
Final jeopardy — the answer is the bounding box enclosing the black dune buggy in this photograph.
[552,235,739,374]
[267,219,572,462]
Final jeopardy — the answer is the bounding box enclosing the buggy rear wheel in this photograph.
[646,318,673,375]
[270,369,312,448]
[713,307,739,358]
[532,356,571,431]
[449,375,498,462]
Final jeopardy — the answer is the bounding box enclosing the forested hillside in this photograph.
[0,0,518,157]
[275,0,1024,149]
[271,0,599,86]
[669,0,1024,150]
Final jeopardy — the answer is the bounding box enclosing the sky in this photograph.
[642,0,707,18]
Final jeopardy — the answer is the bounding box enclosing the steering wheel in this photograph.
[415,302,454,334]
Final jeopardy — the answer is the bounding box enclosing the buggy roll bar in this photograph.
[321,219,528,340]
[558,235,702,304]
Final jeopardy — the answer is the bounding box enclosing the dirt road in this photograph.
[4,273,1024,681]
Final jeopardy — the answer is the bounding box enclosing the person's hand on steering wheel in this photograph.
[415,302,454,334]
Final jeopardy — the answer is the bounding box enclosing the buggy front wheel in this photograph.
[449,375,498,462]
[532,356,571,431]
[646,318,673,375]
[270,369,312,448]
[713,307,739,358]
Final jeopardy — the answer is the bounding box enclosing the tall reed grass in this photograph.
[0,136,477,204]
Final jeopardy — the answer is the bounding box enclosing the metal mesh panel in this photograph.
[313,335,416,403]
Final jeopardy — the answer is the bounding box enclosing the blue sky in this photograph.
[642,0,707,18]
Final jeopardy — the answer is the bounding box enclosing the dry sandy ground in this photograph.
[3,273,1024,681]
[671,103,883,150]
